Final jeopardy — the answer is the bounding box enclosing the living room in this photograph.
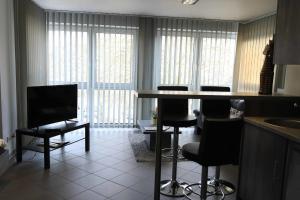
[0,0,300,200]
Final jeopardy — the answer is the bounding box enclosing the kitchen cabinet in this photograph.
[274,0,300,64]
[238,124,287,200]
[283,142,300,200]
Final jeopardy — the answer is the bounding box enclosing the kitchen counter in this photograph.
[244,117,300,143]
[135,90,300,100]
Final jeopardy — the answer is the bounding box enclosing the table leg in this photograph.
[16,131,22,163]
[154,98,163,200]
[44,137,50,169]
[85,124,90,151]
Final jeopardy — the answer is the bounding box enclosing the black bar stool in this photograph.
[157,86,197,197]
[182,117,243,200]
[194,86,231,135]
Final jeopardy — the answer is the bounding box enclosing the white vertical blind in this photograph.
[154,19,238,90]
[46,12,138,127]
[234,15,276,92]
[153,18,238,110]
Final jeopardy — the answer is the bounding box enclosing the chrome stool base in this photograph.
[183,178,236,200]
[207,178,236,196]
[160,180,192,197]
[183,182,219,200]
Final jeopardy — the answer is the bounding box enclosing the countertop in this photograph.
[135,90,300,100]
[244,117,300,143]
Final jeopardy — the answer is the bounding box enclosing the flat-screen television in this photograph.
[27,84,78,128]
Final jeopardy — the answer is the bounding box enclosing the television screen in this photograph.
[27,84,78,128]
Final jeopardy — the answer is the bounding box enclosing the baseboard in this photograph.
[0,150,10,176]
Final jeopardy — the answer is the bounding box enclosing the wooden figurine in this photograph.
[259,38,275,95]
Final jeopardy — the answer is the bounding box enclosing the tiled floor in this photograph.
[0,128,238,200]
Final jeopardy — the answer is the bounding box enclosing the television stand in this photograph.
[16,121,90,169]
[65,119,79,123]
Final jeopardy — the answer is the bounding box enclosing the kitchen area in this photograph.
[237,1,300,199]
[136,1,300,199]
[225,0,300,198]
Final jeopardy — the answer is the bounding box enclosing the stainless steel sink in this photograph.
[264,118,300,129]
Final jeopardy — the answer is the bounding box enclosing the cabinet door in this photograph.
[283,142,300,200]
[238,124,287,200]
[274,0,300,64]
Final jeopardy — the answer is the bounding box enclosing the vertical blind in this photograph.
[14,0,47,128]
[153,19,238,90]
[46,12,239,127]
[153,18,238,110]
[234,15,276,92]
[46,12,139,127]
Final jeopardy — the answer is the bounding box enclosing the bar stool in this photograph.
[182,117,243,200]
[157,86,197,197]
[193,86,231,135]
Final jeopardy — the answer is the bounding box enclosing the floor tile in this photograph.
[111,173,142,187]
[37,174,71,189]
[79,152,107,161]
[112,160,139,172]
[94,168,124,180]
[49,163,76,174]
[48,182,86,199]
[51,152,78,161]
[69,190,107,200]
[91,181,126,197]
[130,179,155,196]
[96,156,121,166]
[74,174,107,189]
[77,162,107,173]
[64,157,92,167]
[58,168,90,181]
[111,188,147,200]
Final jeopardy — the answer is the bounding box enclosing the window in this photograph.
[93,28,138,126]
[154,19,238,110]
[47,13,139,127]
[155,28,238,89]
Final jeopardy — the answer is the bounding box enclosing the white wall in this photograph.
[282,65,300,95]
[0,0,17,153]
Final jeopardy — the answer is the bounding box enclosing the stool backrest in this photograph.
[200,86,231,117]
[157,86,188,116]
[198,117,243,166]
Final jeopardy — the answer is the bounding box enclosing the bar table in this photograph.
[134,89,299,200]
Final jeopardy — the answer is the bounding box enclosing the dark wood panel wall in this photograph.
[244,99,300,117]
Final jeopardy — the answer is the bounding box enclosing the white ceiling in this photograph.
[33,0,277,21]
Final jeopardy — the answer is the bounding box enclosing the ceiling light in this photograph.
[181,0,199,5]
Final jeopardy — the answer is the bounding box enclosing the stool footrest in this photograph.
[183,178,236,200]
[160,180,192,197]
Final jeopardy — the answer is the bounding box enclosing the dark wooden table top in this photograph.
[16,121,89,138]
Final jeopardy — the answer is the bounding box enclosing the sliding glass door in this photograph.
[154,19,238,89]
[92,28,138,127]
[154,19,238,110]
[47,13,138,127]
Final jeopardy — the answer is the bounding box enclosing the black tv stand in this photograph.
[65,119,79,123]
[16,121,90,169]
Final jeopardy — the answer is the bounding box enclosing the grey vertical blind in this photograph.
[14,0,46,128]
[153,18,238,110]
[153,18,238,90]
[234,15,276,92]
[46,12,139,127]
